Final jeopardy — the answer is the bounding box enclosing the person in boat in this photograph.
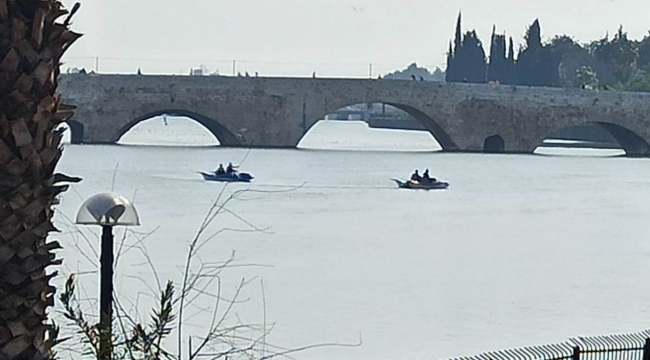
[226,162,237,174]
[215,164,226,175]
[410,170,421,182]
[422,169,432,184]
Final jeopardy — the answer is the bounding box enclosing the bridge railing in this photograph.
[446,330,650,360]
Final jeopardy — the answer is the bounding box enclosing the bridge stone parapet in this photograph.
[58,74,650,156]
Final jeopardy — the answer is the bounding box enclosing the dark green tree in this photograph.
[623,71,650,92]
[547,35,594,87]
[526,19,542,51]
[446,12,463,82]
[592,26,638,85]
[455,31,487,83]
[446,16,650,91]
[446,13,487,83]
[636,34,650,70]
[515,19,558,86]
[487,26,509,83]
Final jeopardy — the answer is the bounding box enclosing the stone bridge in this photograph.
[58,74,650,156]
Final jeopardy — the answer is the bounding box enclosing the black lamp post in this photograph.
[76,193,140,360]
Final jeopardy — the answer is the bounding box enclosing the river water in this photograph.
[53,119,650,360]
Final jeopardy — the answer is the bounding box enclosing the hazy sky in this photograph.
[61,0,650,77]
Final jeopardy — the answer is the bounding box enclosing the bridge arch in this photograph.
[536,122,649,156]
[57,120,85,144]
[67,120,85,144]
[301,101,458,150]
[385,103,458,150]
[595,122,650,157]
[113,109,241,146]
[55,120,84,144]
[483,135,505,153]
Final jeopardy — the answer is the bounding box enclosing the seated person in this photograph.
[226,162,236,174]
[422,169,432,183]
[215,164,226,175]
[410,170,421,182]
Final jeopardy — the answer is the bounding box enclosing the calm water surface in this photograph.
[54,120,650,360]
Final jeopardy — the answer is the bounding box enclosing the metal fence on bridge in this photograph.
[447,330,650,360]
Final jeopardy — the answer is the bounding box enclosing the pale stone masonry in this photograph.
[59,74,650,155]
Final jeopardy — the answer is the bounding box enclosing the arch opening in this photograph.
[483,135,505,153]
[298,102,456,151]
[115,110,240,147]
[68,120,85,144]
[55,120,85,144]
[596,122,650,157]
[533,122,646,157]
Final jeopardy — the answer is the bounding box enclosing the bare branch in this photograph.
[56,180,357,360]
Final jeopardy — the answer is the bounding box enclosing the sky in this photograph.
[61,0,650,78]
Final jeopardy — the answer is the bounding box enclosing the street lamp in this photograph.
[75,193,140,360]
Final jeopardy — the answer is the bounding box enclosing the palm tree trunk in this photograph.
[0,1,81,359]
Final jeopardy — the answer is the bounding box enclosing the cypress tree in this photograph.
[515,19,557,86]
[456,30,487,83]
[445,12,487,83]
[446,12,463,82]
[487,26,508,83]
[526,19,542,50]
